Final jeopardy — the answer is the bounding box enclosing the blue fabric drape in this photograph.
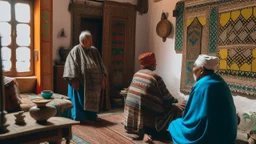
[68,84,97,121]
[168,73,237,144]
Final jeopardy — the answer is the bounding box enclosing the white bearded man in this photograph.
[168,54,238,144]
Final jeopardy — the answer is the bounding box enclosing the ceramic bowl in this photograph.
[41,90,53,99]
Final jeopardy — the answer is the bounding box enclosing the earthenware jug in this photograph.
[29,99,56,123]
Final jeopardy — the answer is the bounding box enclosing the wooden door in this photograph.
[81,18,103,55]
[102,1,136,100]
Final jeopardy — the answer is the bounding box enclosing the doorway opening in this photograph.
[81,18,103,55]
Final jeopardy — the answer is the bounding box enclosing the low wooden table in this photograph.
[0,112,79,144]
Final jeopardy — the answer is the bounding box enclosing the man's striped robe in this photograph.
[124,69,180,133]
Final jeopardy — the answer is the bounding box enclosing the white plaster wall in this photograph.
[135,13,149,71]
[53,0,71,63]
[147,0,185,100]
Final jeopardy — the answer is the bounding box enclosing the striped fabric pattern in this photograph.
[124,69,178,132]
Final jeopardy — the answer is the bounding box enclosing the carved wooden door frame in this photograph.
[69,1,103,46]
[102,1,136,100]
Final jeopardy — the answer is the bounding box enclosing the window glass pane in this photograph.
[16,47,30,60]
[17,24,30,36]
[0,22,11,46]
[2,47,11,60]
[1,36,11,46]
[16,24,30,46]
[0,1,11,22]
[16,61,30,72]
[1,47,12,71]
[0,22,11,36]
[16,47,30,72]
[15,3,30,23]
[16,36,30,46]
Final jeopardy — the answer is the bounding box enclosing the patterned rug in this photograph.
[42,133,89,144]
[51,110,247,144]
[98,113,173,144]
[70,112,135,144]
[61,134,89,144]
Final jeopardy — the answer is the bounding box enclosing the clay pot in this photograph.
[29,99,57,123]
[59,47,70,62]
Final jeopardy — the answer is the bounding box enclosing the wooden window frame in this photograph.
[2,0,34,77]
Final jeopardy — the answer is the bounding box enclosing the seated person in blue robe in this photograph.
[168,54,237,144]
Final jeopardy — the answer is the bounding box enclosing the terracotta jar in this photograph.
[29,99,57,123]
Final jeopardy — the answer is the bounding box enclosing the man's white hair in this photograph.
[79,30,91,44]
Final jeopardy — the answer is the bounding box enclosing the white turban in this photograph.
[194,54,219,70]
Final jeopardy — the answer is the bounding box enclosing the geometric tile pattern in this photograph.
[186,0,232,9]
[187,16,206,27]
[175,2,184,51]
[218,7,256,46]
[180,0,256,96]
[227,83,256,96]
[182,18,203,91]
[186,18,202,60]
[209,7,218,53]
[226,48,253,67]
[217,47,256,78]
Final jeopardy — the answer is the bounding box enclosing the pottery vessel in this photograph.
[14,111,26,125]
[29,99,57,123]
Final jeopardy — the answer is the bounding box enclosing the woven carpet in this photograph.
[61,134,89,144]
[70,113,135,144]
[99,113,173,144]
[42,133,88,144]
[51,110,246,144]
[67,111,173,144]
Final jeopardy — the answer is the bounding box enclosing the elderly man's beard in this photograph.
[193,73,197,81]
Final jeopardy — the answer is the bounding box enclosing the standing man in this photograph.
[63,30,107,124]
[168,54,237,144]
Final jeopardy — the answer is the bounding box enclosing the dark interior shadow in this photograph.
[79,118,117,128]
[37,121,54,126]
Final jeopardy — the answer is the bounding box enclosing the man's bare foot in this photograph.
[143,134,153,143]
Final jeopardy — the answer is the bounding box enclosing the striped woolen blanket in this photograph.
[124,69,179,133]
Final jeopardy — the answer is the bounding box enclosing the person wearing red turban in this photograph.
[124,52,186,143]
[138,52,157,69]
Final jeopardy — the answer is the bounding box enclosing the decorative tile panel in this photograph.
[175,2,185,52]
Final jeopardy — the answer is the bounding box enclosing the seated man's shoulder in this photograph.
[139,69,155,76]
[144,71,162,81]
[151,73,162,80]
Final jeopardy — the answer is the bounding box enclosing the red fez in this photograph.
[138,52,156,68]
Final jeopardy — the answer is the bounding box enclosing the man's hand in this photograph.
[71,79,80,90]
[174,100,187,111]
